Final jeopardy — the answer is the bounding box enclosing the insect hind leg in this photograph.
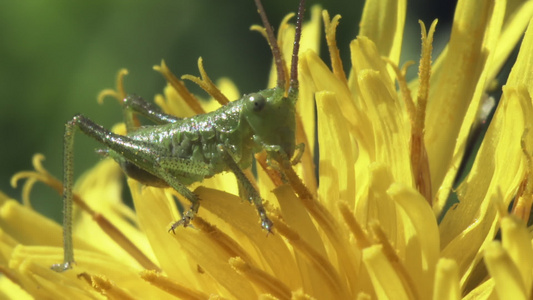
[122,95,181,132]
[56,113,148,271]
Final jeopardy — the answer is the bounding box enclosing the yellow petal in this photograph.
[489,1,533,81]
[359,0,406,76]
[274,184,327,261]
[506,18,533,91]
[433,259,460,300]
[500,216,533,292]
[357,69,411,185]
[230,256,293,300]
[435,1,533,209]
[362,245,410,300]
[0,273,32,300]
[74,159,156,268]
[316,91,356,212]
[7,245,169,299]
[440,87,530,284]
[195,187,302,290]
[425,0,498,191]
[170,219,258,299]
[351,36,397,100]
[128,182,197,282]
[302,50,361,129]
[389,183,439,298]
[463,278,495,299]
[485,241,528,300]
[140,270,209,300]
[0,200,95,252]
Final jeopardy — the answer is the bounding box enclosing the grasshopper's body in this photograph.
[53,0,305,272]
[113,86,296,188]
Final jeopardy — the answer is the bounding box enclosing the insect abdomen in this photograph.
[121,160,169,187]
[123,102,256,185]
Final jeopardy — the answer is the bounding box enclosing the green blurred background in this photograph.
[0,0,455,222]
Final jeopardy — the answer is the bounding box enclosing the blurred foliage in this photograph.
[0,0,455,222]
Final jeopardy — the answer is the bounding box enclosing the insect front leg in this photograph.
[218,145,273,232]
[122,95,181,132]
[154,166,200,234]
[261,145,293,172]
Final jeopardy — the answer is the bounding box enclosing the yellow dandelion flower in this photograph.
[2,0,533,299]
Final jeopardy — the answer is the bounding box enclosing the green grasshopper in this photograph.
[52,0,306,272]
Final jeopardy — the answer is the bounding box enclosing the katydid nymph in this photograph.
[52,0,306,272]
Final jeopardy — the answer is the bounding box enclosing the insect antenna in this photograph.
[253,0,286,90]
[289,0,306,98]
[253,0,306,99]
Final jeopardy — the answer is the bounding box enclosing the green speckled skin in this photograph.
[107,85,296,187]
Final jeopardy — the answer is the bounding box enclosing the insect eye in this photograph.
[248,93,266,112]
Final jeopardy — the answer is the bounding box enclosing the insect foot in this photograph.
[51,261,74,273]
[168,210,196,234]
[260,211,274,233]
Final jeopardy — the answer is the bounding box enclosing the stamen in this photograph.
[416,19,438,130]
[255,152,284,187]
[95,68,143,131]
[322,11,347,86]
[362,245,412,299]
[20,178,37,208]
[250,17,290,92]
[230,257,292,300]
[271,216,350,299]
[384,59,416,124]
[370,222,419,300]
[97,68,129,105]
[283,166,359,290]
[250,24,267,40]
[277,13,295,91]
[182,57,230,105]
[11,154,50,208]
[141,270,208,300]
[410,19,438,204]
[92,212,160,271]
[80,273,136,299]
[338,202,371,249]
[153,60,205,114]
[11,155,160,271]
[385,56,432,203]
[192,217,257,265]
[11,154,55,209]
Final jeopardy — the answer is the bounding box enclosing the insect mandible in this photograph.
[52,0,306,272]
